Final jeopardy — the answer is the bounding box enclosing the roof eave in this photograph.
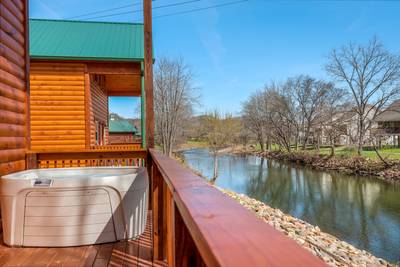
[30,55,145,62]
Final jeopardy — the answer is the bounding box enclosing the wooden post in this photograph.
[174,206,205,267]
[140,62,146,148]
[152,165,165,260]
[166,189,175,267]
[26,153,38,169]
[143,0,154,148]
[24,0,31,152]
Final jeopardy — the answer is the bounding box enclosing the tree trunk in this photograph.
[259,140,265,152]
[330,145,335,157]
[373,144,390,167]
[212,153,218,183]
[302,125,311,150]
[357,118,364,156]
[330,138,335,157]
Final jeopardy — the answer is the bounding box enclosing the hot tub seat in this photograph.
[0,166,148,247]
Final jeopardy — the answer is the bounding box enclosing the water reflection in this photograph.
[181,149,400,263]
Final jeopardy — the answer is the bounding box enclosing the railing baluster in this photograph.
[152,164,165,260]
[166,186,175,266]
[26,150,147,169]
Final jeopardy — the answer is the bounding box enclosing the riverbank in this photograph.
[214,144,400,183]
[221,189,395,267]
[253,150,400,183]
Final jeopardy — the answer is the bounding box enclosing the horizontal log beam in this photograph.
[86,62,141,75]
[29,150,147,161]
[0,159,25,176]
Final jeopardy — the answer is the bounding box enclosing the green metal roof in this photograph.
[109,119,138,133]
[29,19,144,61]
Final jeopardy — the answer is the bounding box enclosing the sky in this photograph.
[29,0,400,118]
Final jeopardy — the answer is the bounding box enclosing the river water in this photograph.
[181,148,400,263]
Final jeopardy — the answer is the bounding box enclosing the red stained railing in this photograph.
[148,149,326,267]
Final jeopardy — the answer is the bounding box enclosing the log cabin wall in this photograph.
[0,0,28,176]
[29,62,86,151]
[90,74,109,146]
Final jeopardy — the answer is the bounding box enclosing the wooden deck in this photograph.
[0,213,166,267]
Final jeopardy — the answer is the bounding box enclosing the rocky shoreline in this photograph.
[221,189,395,267]
[244,150,400,183]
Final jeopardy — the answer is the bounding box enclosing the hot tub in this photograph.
[0,166,148,247]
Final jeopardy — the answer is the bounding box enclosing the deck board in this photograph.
[0,213,167,267]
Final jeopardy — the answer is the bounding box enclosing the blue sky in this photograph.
[30,0,400,117]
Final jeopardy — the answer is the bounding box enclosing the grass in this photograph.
[303,146,400,160]
[253,143,400,160]
[182,141,400,160]
[178,140,208,150]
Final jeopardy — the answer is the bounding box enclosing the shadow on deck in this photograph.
[0,213,166,267]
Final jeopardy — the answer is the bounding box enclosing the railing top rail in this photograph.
[27,149,147,160]
[27,148,147,154]
[149,149,326,267]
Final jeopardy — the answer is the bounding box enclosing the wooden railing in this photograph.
[89,143,142,151]
[26,149,147,169]
[148,149,326,267]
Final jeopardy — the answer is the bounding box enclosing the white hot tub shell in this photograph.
[0,166,148,247]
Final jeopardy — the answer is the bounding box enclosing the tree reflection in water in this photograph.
[182,149,400,263]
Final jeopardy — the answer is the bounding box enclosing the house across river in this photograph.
[374,100,400,146]
[109,113,141,144]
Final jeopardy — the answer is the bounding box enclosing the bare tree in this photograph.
[320,88,348,156]
[326,38,400,155]
[154,57,198,156]
[237,117,252,148]
[267,85,299,153]
[201,111,239,181]
[242,90,268,151]
[290,76,335,149]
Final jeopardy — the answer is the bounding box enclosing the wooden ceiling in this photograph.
[87,62,142,96]
[105,74,141,96]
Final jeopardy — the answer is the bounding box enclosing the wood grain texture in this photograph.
[30,62,86,151]
[105,74,141,96]
[87,62,141,75]
[91,76,108,124]
[149,149,327,267]
[90,74,109,145]
[84,71,91,148]
[143,0,154,148]
[0,0,28,176]
[0,213,165,267]
[27,149,146,168]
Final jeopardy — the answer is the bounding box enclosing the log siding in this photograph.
[90,75,109,146]
[29,62,86,151]
[0,0,28,176]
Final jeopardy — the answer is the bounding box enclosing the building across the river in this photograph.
[109,114,141,144]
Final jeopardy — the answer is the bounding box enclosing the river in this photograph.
[180,148,400,263]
